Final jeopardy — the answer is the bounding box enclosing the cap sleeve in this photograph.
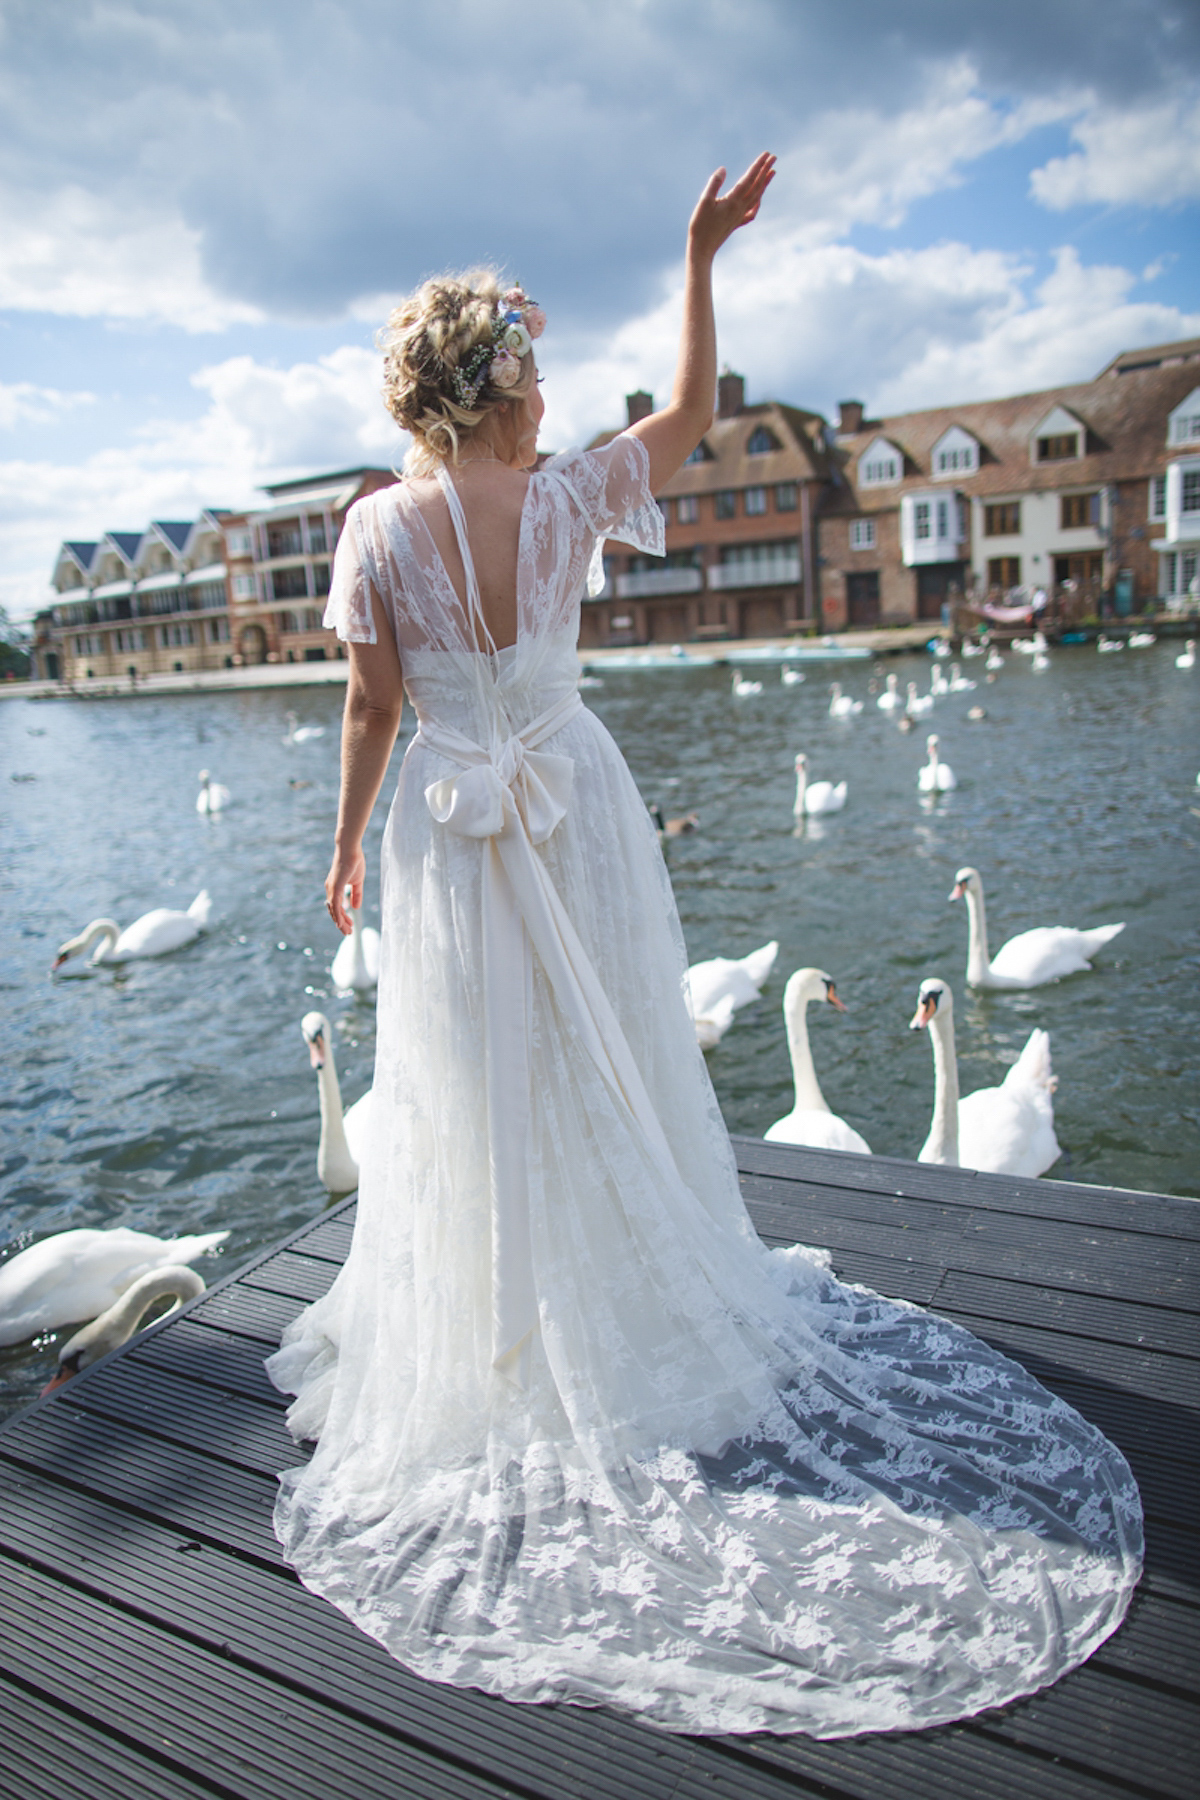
[544,434,665,595]
[322,501,377,645]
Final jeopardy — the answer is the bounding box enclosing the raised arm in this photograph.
[628,153,775,492]
[325,583,404,934]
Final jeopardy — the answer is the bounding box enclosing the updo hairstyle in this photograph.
[379,269,536,474]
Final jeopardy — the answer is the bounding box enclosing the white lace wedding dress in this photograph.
[267,434,1141,1738]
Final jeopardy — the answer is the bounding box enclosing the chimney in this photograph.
[625,389,653,427]
[717,369,745,419]
[838,400,864,435]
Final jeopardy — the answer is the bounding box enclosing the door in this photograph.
[916,563,964,619]
[846,571,880,625]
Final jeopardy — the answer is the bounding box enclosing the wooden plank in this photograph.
[932,1268,1200,1359]
[928,1306,1200,1408]
[239,1247,340,1303]
[190,1282,305,1342]
[65,1359,306,1472]
[0,1675,222,1800]
[128,1317,288,1408]
[292,1215,356,1262]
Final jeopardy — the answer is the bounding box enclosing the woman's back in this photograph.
[404,465,530,652]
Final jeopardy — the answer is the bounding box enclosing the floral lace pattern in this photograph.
[273,435,1142,1738]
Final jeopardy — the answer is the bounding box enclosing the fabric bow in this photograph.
[425,735,575,846]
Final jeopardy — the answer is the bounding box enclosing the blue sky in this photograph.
[1,0,1198,619]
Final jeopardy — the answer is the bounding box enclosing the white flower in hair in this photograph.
[503,321,533,358]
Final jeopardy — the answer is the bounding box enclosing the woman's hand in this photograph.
[326,844,365,935]
[687,153,776,263]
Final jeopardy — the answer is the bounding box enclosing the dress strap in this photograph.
[435,465,498,658]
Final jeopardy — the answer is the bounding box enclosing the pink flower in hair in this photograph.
[490,349,521,389]
[523,304,546,339]
[502,287,527,310]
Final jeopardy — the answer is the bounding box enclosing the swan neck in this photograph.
[316,1039,354,1168]
[964,885,990,984]
[349,910,368,982]
[926,1010,960,1164]
[793,765,806,815]
[785,993,829,1114]
[87,921,120,962]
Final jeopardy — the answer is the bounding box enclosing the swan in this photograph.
[302,1011,373,1193]
[649,802,700,838]
[284,710,326,743]
[1177,640,1196,669]
[0,1226,227,1347]
[1097,634,1124,653]
[905,682,934,718]
[961,641,985,658]
[930,665,949,697]
[331,886,381,992]
[686,941,778,1048]
[781,666,805,686]
[876,673,902,712]
[828,682,863,718]
[41,1265,206,1392]
[1128,632,1156,648]
[196,770,230,814]
[917,734,956,792]
[950,865,1125,988]
[947,663,976,692]
[732,672,762,697]
[693,992,737,1051]
[985,648,1004,671]
[932,639,951,659]
[764,969,872,1154]
[1031,647,1050,671]
[1010,636,1034,655]
[793,753,846,817]
[909,977,1061,1177]
[53,890,213,968]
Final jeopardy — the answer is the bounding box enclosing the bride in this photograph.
[267,156,1140,1739]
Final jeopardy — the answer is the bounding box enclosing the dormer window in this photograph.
[1038,433,1078,462]
[1031,404,1085,465]
[932,426,979,478]
[1168,387,1200,447]
[745,425,780,455]
[684,442,711,465]
[859,436,902,487]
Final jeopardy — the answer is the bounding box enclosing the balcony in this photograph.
[708,557,801,591]
[615,567,703,600]
[901,492,964,567]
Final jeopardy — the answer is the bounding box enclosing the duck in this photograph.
[781,665,805,687]
[41,1265,206,1393]
[1097,634,1124,653]
[909,977,1061,1177]
[649,802,700,838]
[949,865,1124,988]
[793,753,846,817]
[686,941,778,1049]
[828,683,863,718]
[876,673,903,712]
[732,672,763,698]
[302,1011,373,1194]
[985,648,1005,671]
[196,770,230,814]
[905,682,934,718]
[917,734,956,792]
[53,890,213,968]
[284,710,325,743]
[0,1226,227,1347]
[1128,632,1156,648]
[764,969,872,1154]
[331,887,381,992]
[1177,640,1196,670]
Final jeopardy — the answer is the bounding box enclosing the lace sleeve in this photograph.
[545,435,665,594]
[322,502,377,645]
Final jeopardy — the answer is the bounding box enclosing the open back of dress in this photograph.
[268,434,1141,1738]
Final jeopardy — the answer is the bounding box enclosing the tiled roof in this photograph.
[106,531,144,560]
[63,541,98,568]
[587,404,829,497]
[152,520,194,551]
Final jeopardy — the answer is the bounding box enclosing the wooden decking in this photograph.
[0,1139,1195,1800]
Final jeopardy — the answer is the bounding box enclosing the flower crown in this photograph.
[450,287,546,410]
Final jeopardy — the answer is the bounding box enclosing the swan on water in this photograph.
[961,641,986,658]
[732,672,763,697]
[917,734,956,792]
[909,977,1061,1178]
[1128,632,1156,648]
[950,865,1125,988]
[793,753,846,817]
[932,639,951,659]
[905,682,934,719]
[331,885,381,992]
[947,663,976,692]
[53,890,213,968]
[930,665,949,697]
[1031,646,1050,671]
[649,802,700,838]
[302,1011,373,1194]
[764,969,872,1154]
[196,770,230,814]
[0,1226,227,1347]
[1097,635,1124,654]
[284,710,326,744]
[876,673,903,712]
[781,666,805,686]
[828,682,863,718]
[985,648,1004,671]
[686,942,778,1049]
[41,1265,206,1393]
[1177,640,1196,669]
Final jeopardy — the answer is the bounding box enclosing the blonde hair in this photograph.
[379,268,536,474]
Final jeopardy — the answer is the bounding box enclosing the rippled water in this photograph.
[2,642,1198,1416]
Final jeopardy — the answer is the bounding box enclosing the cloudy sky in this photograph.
[3,0,1199,620]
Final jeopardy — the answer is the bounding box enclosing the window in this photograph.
[1061,492,1099,529]
[279,611,300,633]
[303,608,323,631]
[775,482,797,511]
[988,557,1021,588]
[936,500,949,538]
[744,486,767,516]
[984,502,1020,536]
[191,581,226,609]
[271,566,308,600]
[914,501,931,541]
[1184,469,1200,514]
[1150,475,1167,520]
[233,573,256,600]
[676,495,698,525]
[306,517,327,554]
[850,519,875,550]
[714,490,736,520]
[208,617,231,643]
[862,455,899,484]
[1037,433,1078,461]
[684,443,709,465]
[745,425,779,454]
[226,529,252,558]
[159,622,195,647]
[1172,412,1200,445]
[313,561,331,595]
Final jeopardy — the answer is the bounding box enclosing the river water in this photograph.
[2,642,1197,1417]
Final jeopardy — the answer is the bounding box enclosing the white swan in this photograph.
[686,941,778,1048]
[781,666,805,687]
[732,672,763,697]
[985,648,1004,671]
[764,969,872,1154]
[331,887,381,992]
[876,673,902,712]
[950,865,1124,988]
[793,753,846,817]
[196,769,230,814]
[910,977,1061,1177]
[1031,646,1050,671]
[302,1011,373,1193]
[0,1226,227,1347]
[961,641,985,658]
[930,665,949,697]
[1097,634,1124,653]
[284,709,326,743]
[947,663,976,692]
[1177,639,1196,669]
[828,682,863,718]
[905,682,934,718]
[917,734,956,792]
[41,1265,206,1392]
[54,890,213,968]
[1128,632,1156,648]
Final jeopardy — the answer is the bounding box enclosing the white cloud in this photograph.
[1030,87,1200,209]
[0,380,93,429]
